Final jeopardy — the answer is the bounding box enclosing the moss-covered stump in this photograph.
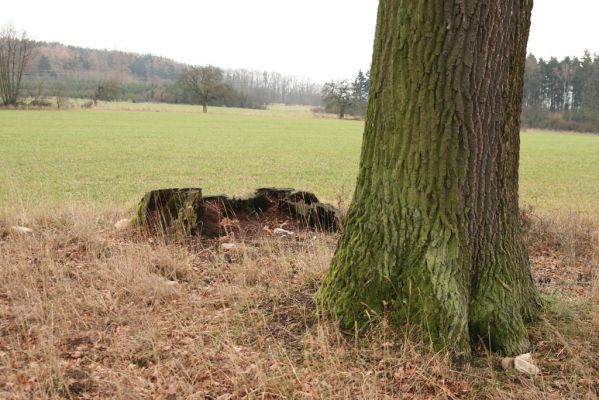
[132,187,341,237]
[131,188,202,235]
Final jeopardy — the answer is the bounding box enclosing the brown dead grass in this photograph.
[0,207,597,399]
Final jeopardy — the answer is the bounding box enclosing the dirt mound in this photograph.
[131,187,341,238]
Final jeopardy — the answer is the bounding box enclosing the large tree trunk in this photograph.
[317,0,541,358]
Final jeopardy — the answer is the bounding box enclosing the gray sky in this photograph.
[4,0,599,82]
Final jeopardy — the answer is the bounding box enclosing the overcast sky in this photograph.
[3,0,599,82]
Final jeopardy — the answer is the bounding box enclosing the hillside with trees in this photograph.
[28,42,184,82]
[20,41,321,108]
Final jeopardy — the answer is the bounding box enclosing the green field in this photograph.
[1,104,598,214]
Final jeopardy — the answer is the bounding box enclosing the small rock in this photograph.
[501,357,515,370]
[114,219,131,230]
[514,353,540,375]
[10,226,33,234]
[273,228,294,236]
[221,243,237,250]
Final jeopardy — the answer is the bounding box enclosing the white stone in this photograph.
[221,243,237,250]
[514,353,540,375]
[273,228,294,236]
[10,226,33,234]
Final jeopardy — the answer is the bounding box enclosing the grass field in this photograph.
[1,104,598,215]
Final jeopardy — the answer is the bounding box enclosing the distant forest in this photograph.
[21,42,322,108]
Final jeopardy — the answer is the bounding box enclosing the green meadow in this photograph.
[1,104,598,215]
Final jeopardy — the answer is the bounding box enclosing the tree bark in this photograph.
[203,102,208,113]
[317,0,541,358]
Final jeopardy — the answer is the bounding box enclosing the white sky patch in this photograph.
[528,0,599,60]
[3,0,599,82]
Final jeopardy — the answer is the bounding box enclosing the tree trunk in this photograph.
[317,0,541,358]
[203,102,208,113]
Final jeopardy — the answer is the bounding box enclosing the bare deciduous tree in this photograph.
[179,66,228,113]
[321,80,353,119]
[0,26,33,106]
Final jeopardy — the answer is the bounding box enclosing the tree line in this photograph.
[84,66,322,111]
[323,55,599,132]
[522,53,599,132]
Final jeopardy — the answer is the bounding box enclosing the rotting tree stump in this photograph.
[131,187,341,237]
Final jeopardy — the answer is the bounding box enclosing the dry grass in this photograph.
[0,207,597,399]
[523,208,599,302]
